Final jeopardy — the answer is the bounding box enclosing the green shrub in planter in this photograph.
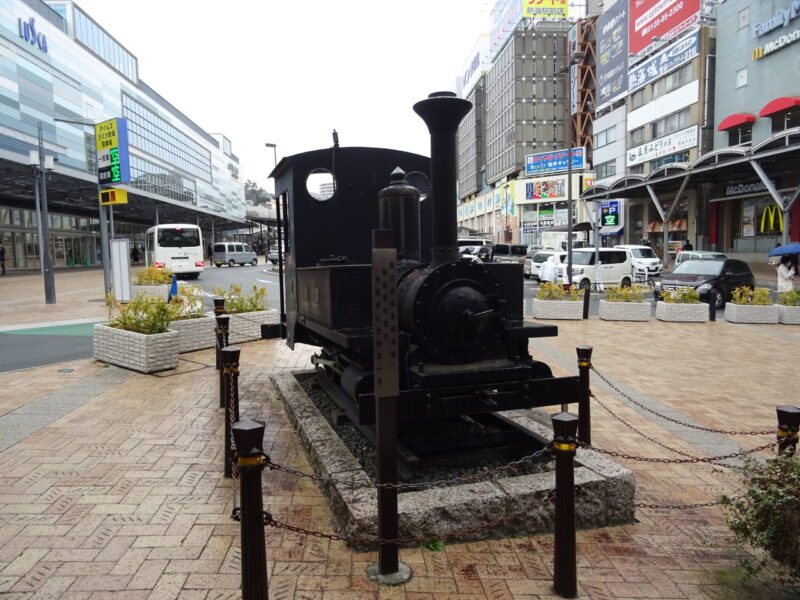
[132,265,174,285]
[109,295,178,334]
[661,287,700,303]
[212,284,269,313]
[722,453,800,584]
[537,282,583,301]
[169,284,205,319]
[731,286,772,305]
[778,290,800,306]
[605,285,644,302]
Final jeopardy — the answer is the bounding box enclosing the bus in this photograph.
[144,224,205,279]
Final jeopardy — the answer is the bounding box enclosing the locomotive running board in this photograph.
[356,375,581,425]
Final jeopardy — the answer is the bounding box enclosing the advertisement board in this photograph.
[525,147,584,176]
[629,0,701,56]
[628,30,699,93]
[596,1,629,110]
[523,0,568,19]
[460,34,490,98]
[489,0,523,59]
[525,177,567,201]
[568,23,579,115]
[95,118,131,185]
[626,125,698,166]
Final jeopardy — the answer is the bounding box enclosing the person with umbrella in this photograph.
[777,255,796,292]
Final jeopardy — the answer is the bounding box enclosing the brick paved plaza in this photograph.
[0,271,798,599]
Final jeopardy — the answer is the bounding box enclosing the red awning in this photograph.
[717,113,756,131]
[759,97,800,117]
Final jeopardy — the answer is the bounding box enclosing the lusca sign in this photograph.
[95,119,131,185]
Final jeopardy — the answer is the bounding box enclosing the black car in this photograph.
[654,258,755,308]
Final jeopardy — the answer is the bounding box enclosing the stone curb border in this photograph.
[270,370,635,547]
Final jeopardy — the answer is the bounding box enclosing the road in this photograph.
[0,260,282,373]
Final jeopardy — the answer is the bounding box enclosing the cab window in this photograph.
[234,244,243,252]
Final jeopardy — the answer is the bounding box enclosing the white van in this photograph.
[560,248,634,289]
[212,242,258,267]
[614,245,663,277]
[525,250,567,281]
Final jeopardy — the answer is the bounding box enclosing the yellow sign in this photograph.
[95,119,119,151]
[99,188,128,205]
[760,204,783,232]
[523,0,568,19]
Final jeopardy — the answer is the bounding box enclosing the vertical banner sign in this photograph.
[629,0,701,56]
[601,200,620,226]
[568,23,579,115]
[95,118,131,185]
[596,1,629,109]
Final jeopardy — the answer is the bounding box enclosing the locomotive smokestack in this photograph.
[413,92,472,265]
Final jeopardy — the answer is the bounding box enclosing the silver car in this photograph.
[212,242,258,267]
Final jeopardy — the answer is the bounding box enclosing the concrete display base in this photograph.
[366,562,412,586]
[270,371,636,548]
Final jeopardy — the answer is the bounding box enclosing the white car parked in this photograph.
[614,245,663,277]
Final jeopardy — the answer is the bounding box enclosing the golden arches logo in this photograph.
[752,46,765,60]
[760,204,783,232]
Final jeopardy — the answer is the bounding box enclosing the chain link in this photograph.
[266,445,554,490]
[262,491,555,545]
[579,440,774,464]
[590,366,773,436]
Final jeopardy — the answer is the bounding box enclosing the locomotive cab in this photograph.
[269,94,580,430]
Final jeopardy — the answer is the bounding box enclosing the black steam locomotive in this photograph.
[269,92,578,441]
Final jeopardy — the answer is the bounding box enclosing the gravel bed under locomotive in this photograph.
[269,93,579,456]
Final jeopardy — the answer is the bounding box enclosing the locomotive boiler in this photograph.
[269,92,579,445]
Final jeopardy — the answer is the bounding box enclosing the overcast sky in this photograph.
[75,1,491,192]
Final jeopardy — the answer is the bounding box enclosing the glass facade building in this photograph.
[0,0,245,270]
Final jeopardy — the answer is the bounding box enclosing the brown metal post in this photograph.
[213,298,226,369]
[221,346,241,478]
[776,405,800,455]
[552,412,578,599]
[216,315,230,408]
[576,346,593,446]
[232,418,268,600]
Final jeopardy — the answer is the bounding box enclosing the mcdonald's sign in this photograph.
[760,204,783,232]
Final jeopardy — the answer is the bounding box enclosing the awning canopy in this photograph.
[759,97,800,117]
[717,113,756,131]
[599,224,624,236]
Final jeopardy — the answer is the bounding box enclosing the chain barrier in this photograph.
[262,491,556,546]
[578,440,774,464]
[226,367,239,518]
[590,366,773,436]
[265,444,554,491]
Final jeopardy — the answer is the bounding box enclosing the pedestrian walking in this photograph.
[682,240,693,251]
[0,243,5,275]
[131,246,140,265]
[777,255,796,293]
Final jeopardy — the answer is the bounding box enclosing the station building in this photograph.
[0,0,247,271]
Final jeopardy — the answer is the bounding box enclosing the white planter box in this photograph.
[168,315,216,353]
[228,309,280,344]
[599,300,651,322]
[656,301,709,323]
[724,303,779,324]
[130,284,170,300]
[532,298,583,320]
[93,323,179,373]
[778,304,800,325]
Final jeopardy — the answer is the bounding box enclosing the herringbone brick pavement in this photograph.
[0,317,795,599]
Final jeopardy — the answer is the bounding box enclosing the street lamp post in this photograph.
[33,121,56,303]
[563,51,585,287]
[53,117,112,293]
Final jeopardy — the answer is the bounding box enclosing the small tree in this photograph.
[722,453,800,584]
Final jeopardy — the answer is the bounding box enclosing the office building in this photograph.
[0,0,246,270]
